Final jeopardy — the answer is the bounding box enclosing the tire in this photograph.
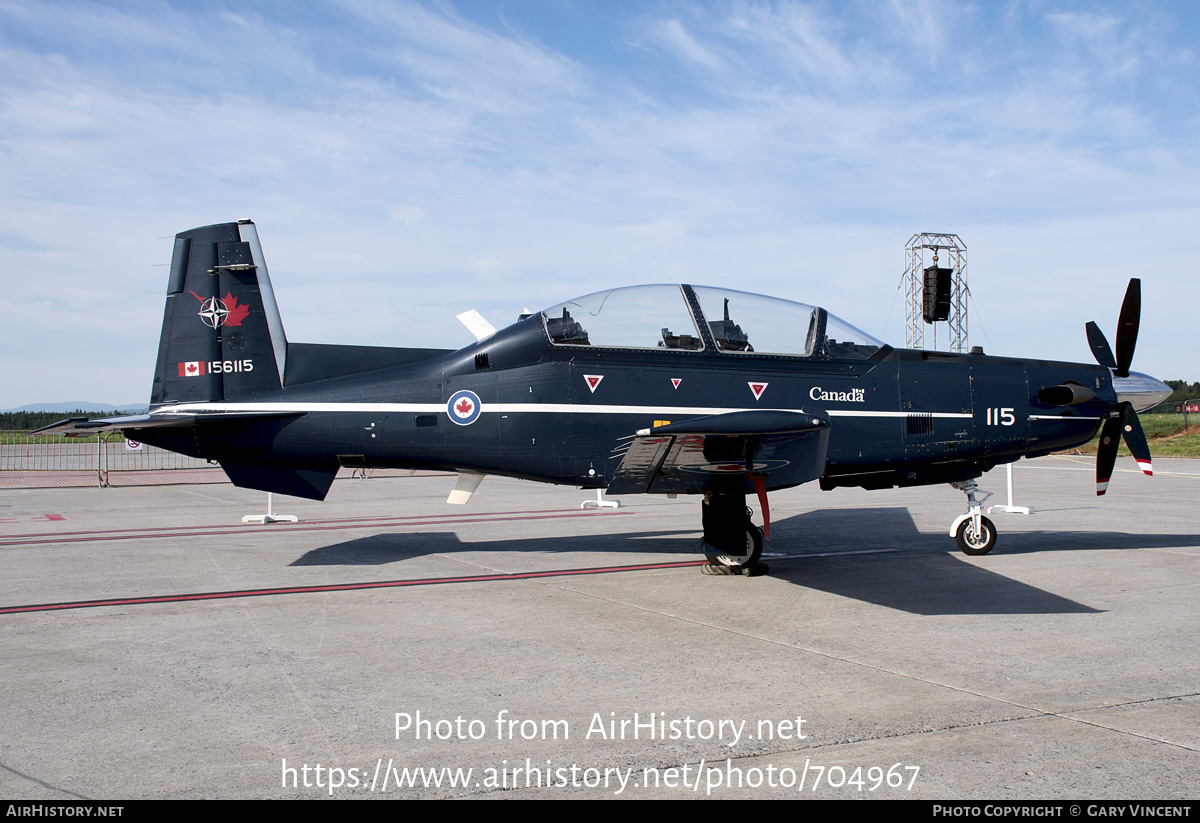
[955,515,996,556]
[711,523,764,567]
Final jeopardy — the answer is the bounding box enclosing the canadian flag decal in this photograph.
[671,378,682,389]
[179,361,205,377]
[584,374,604,393]
[748,381,768,400]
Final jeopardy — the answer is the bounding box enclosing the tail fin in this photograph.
[151,220,288,406]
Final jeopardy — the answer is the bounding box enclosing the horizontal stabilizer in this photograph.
[32,410,305,435]
[33,415,191,434]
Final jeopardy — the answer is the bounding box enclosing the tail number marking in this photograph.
[178,359,254,377]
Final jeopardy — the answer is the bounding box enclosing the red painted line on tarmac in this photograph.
[0,510,628,547]
[0,507,601,540]
[0,559,707,614]
[0,548,895,615]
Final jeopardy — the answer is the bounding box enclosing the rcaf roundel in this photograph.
[584,374,604,393]
[447,389,482,425]
[748,381,768,400]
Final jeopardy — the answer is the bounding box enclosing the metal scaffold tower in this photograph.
[904,233,968,352]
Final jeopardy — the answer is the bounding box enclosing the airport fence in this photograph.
[0,431,447,489]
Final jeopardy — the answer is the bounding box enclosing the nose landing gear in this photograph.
[949,478,996,555]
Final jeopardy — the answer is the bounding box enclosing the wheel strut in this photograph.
[948,478,997,555]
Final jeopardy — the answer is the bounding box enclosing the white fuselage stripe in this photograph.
[1029,414,1101,420]
[156,402,969,418]
[152,402,1090,422]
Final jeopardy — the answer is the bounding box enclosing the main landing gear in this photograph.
[700,491,768,576]
[948,479,996,556]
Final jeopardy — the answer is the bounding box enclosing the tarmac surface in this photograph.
[1,455,1197,800]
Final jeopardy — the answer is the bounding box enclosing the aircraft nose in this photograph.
[1114,371,1172,412]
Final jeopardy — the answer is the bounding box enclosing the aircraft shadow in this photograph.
[984,530,1200,555]
[290,507,927,567]
[279,505,1200,615]
[768,553,1103,615]
[764,509,1197,614]
[288,528,704,566]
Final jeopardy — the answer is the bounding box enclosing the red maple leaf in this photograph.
[186,363,198,374]
[455,398,474,415]
[223,293,250,326]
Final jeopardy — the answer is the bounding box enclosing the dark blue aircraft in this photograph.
[40,221,1171,571]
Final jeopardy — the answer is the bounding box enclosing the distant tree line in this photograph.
[1164,380,1200,405]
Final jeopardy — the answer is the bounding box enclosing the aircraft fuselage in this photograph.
[140,313,1111,496]
[40,222,1166,564]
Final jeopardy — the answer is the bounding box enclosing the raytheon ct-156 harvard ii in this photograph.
[40,220,1171,570]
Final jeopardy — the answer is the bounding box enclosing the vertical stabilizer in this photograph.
[151,220,288,406]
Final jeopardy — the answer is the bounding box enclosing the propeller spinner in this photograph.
[1087,279,1169,495]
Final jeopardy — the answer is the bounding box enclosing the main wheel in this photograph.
[955,515,996,556]
[709,523,764,567]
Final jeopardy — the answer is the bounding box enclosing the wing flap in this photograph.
[607,409,830,496]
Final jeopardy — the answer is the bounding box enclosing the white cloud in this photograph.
[645,18,727,72]
[0,0,1196,406]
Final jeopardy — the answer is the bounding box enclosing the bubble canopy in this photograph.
[540,285,886,359]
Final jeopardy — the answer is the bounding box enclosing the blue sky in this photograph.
[1,0,1196,407]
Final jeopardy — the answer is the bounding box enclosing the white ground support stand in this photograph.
[581,489,620,509]
[987,463,1034,515]
[241,492,299,524]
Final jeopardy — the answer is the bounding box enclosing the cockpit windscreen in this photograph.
[823,312,886,360]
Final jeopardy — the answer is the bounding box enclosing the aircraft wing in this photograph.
[31,411,305,435]
[606,409,830,496]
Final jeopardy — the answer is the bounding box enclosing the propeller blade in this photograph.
[1119,402,1153,476]
[1085,321,1116,370]
[1091,280,1151,494]
[1114,278,1140,378]
[1096,414,1121,496]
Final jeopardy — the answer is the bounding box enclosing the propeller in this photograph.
[1088,279,1153,495]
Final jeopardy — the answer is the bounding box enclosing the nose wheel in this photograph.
[954,514,996,555]
[949,479,997,556]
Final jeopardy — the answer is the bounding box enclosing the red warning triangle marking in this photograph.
[671,378,681,389]
[748,382,768,400]
[584,374,604,393]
